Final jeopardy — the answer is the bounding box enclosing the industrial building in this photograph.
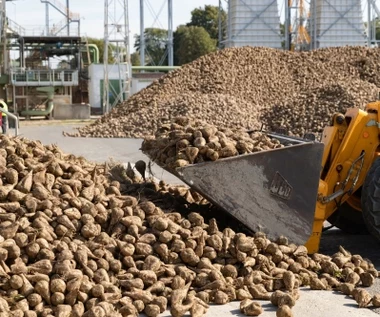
[220,0,376,50]
[0,0,377,121]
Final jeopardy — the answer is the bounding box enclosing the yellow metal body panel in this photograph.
[305,180,328,253]
[305,102,380,253]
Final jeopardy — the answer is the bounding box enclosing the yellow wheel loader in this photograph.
[162,101,380,254]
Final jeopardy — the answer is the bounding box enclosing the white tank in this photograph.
[309,0,366,48]
[225,0,282,49]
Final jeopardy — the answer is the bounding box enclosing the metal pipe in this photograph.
[313,0,317,49]
[368,0,371,46]
[66,0,70,36]
[168,0,173,66]
[103,0,109,113]
[227,0,231,47]
[285,0,290,50]
[140,0,145,66]
[46,2,49,36]
[117,42,123,104]
[131,66,180,71]
[218,0,222,49]
[124,0,131,100]
[87,44,99,63]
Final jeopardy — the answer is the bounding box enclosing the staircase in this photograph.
[50,17,69,36]
[41,0,80,36]
[81,36,92,69]
[40,0,80,21]
[6,18,25,36]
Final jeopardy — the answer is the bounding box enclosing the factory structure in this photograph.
[221,0,377,50]
[0,0,377,121]
[0,0,131,120]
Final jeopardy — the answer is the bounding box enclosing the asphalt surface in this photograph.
[12,122,380,316]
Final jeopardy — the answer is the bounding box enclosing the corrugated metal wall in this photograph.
[309,0,366,48]
[225,0,282,49]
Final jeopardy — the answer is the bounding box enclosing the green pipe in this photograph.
[80,44,99,64]
[20,87,54,117]
[131,66,180,71]
[20,100,54,117]
[87,44,99,64]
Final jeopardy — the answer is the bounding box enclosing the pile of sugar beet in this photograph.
[67,46,380,139]
[141,117,284,170]
[0,135,378,317]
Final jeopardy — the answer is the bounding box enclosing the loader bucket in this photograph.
[174,142,324,245]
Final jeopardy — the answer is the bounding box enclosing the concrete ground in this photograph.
[10,123,380,316]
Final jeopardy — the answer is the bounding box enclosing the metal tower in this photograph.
[0,0,6,73]
[103,0,130,113]
[285,0,311,50]
[139,0,174,66]
[365,0,380,46]
[41,0,80,36]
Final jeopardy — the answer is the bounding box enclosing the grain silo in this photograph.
[224,0,282,49]
[309,0,366,48]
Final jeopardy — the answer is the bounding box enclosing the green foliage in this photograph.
[130,52,141,66]
[187,5,227,45]
[132,5,225,66]
[134,28,168,66]
[365,19,380,44]
[86,37,116,63]
[174,26,217,66]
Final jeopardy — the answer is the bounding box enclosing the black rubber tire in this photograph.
[327,201,368,234]
[361,157,380,241]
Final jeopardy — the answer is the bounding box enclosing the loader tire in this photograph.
[361,157,380,241]
[327,201,368,234]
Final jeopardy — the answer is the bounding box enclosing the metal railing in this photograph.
[10,69,79,86]
[49,19,79,36]
[6,18,26,35]
[41,0,80,20]
[0,101,19,137]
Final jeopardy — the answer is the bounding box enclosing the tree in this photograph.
[86,37,115,63]
[187,5,227,45]
[364,19,380,45]
[280,23,285,49]
[130,52,141,66]
[174,26,217,66]
[134,28,168,66]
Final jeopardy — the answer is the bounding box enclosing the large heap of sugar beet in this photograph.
[68,46,380,138]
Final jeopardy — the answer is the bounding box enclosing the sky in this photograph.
[4,0,378,54]
[5,0,218,51]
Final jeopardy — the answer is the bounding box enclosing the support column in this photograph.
[67,0,70,36]
[140,0,145,66]
[218,0,222,49]
[103,0,109,113]
[168,0,173,66]
[285,0,290,50]
[46,3,49,35]
[368,0,372,46]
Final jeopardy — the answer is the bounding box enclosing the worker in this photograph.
[0,101,7,134]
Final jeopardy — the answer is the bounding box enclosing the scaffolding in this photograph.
[138,0,174,67]
[41,0,80,36]
[103,0,130,113]
[0,0,88,118]
[284,0,311,50]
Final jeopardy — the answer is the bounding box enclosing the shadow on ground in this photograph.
[320,228,380,268]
